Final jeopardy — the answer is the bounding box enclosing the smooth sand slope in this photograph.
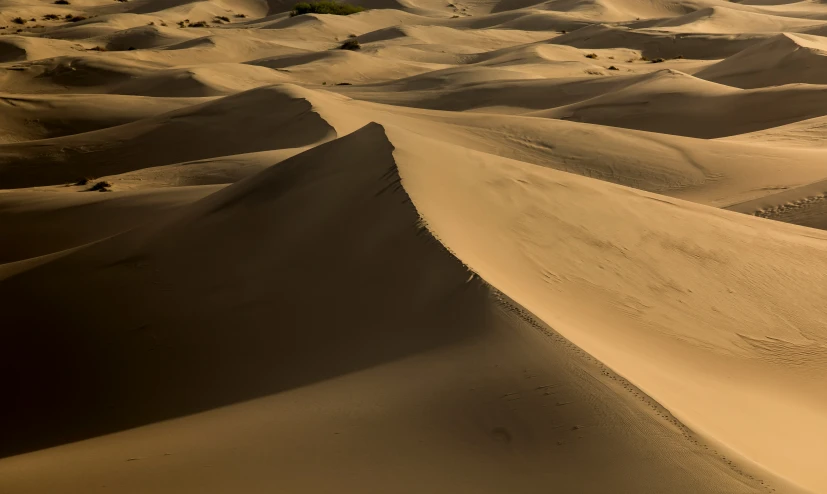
[3,0,827,492]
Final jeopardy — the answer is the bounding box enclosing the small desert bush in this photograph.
[89,181,112,192]
[340,38,360,50]
[290,1,364,16]
[189,20,208,27]
[11,17,26,24]
[584,52,597,59]
[651,58,665,63]
[607,65,618,70]
[43,14,61,20]
[234,13,246,18]
[215,15,230,22]
[54,0,70,4]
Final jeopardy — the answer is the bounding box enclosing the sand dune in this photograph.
[4,0,827,491]
[0,184,220,263]
[533,69,827,137]
[0,92,202,142]
[0,124,774,494]
[0,84,353,187]
[724,114,827,148]
[0,55,160,93]
[249,49,442,84]
[697,32,827,88]
[97,24,199,51]
[640,6,823,33]
[553,23,767,59]
[108,63,289,96]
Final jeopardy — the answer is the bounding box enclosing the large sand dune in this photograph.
[3,0,827,492]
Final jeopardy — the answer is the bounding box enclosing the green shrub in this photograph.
[290,1,364,16]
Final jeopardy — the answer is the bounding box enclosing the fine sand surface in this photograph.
[2,0,827,492]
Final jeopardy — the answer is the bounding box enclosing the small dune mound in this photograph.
[0,93,200,142]
[0,84,358,188]
[0,39,28,63]
[553,24,766,60]
[532,69,741,135]
[14,56,155,92]
[355,25,411,43]
[160,35,220,51]
[0,185,218,264]
[642,6,820,34]
[101,24,197,51]
[523,0,697,22]
[249,49,436,84]
[39,13,162,41]
[530,69,827,138]
[0,37,82,63]
[108,63,288,97]
[696,32,827,88]
[357,24,547,51]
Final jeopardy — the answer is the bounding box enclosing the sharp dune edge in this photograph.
[2,0,827,491]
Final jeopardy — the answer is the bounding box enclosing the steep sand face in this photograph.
[4,0,827,491]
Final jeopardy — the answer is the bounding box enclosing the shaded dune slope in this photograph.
[0,84,339,188]
[0,93,203,143]
[533,69,827,137]
[0,185,221,264]
[697,32,827,88]
[0,124,485,456]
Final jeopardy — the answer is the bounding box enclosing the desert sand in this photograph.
[2,0,827,491]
